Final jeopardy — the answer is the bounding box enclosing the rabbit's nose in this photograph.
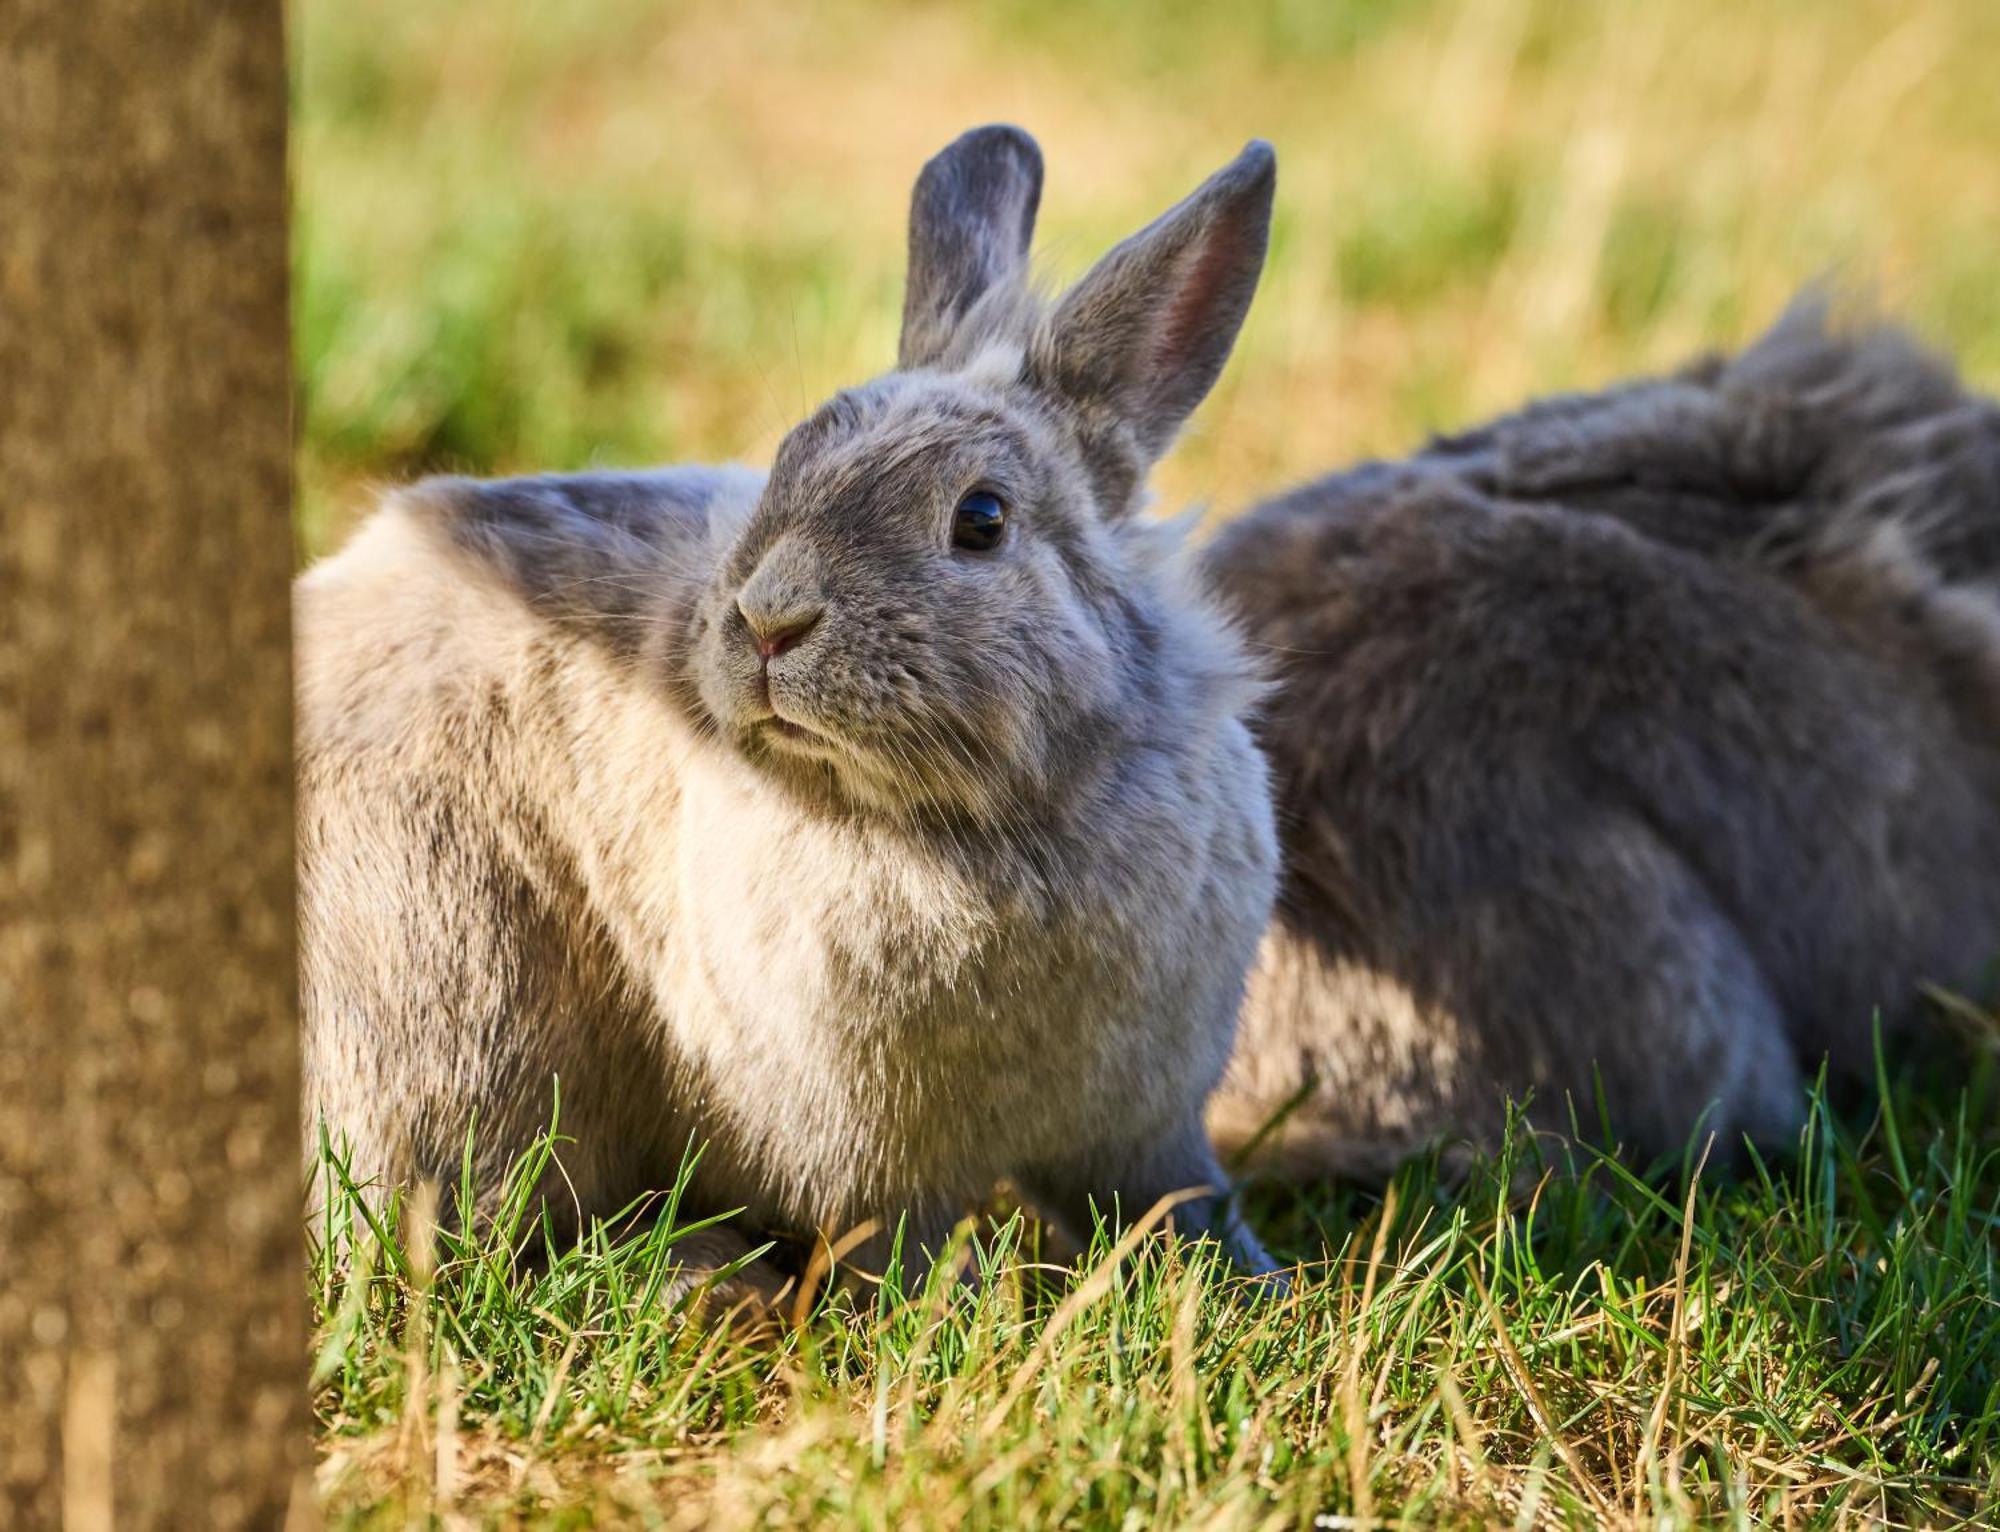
[740,600,823,661]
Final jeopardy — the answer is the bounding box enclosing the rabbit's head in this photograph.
[687,125,1276,826]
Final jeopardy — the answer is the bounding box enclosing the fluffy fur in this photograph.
[1206,300,2000,1175]
[297,126,1284,1292]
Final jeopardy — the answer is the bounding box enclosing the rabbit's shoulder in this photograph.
[1207,468,1678,662]
[296,465,762,764]
[1212,471,1905,792]
[391,465,764,631]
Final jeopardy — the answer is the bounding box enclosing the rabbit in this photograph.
[296,124,1286,1300]
[1203,299,2000,1180]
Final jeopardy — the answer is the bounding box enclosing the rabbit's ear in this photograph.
[899,124,1044,370]
[1035,142,1275,510]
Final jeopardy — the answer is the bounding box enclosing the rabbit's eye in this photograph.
[951,490,1007,553]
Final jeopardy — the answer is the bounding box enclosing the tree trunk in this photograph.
[0,1,308,1525]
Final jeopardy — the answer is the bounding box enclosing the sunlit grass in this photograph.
[311,1062,2000,1527]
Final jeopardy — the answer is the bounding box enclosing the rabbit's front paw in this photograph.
[1020,1117,1279,1281]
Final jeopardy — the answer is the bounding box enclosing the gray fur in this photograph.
[1206,302,2000,1175]
[899,124,1044,371]
[297,127,1282,1292]
[1033,141,1276,515]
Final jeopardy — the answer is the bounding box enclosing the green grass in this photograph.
[311,1061,2000,1527]
[294,1,2000,1522]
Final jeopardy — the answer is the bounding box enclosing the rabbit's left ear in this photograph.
[1035,141,1275,506]
[899,124,1045,370]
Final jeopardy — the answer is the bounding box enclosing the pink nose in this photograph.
[744,607,821,662]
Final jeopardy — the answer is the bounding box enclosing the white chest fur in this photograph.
[556,709,1073,1220]
[538,653,1269,1231]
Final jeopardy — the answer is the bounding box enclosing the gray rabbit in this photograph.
[297,126,1285,1294]
[1206,301,2000,1178]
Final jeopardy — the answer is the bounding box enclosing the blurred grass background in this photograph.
[293,0,2000,559]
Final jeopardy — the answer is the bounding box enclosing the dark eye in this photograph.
[951,490,1007,553]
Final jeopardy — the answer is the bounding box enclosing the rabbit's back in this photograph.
[1418,303,2000,737]
[1205,454,2000,1170]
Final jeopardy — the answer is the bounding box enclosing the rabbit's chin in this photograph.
[728,710,1007,828]
[729,708,848,768]
[753,712,833,750]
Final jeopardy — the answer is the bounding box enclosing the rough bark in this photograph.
[0,1,308,1525]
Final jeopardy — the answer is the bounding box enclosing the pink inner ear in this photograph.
[1153,213,1245,377]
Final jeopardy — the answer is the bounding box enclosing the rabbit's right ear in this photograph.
[1031,142,1275,514]
[898,124,1044,370]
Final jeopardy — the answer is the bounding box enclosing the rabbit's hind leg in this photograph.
[1218,813,1804,1182]
[1519,814,1805,1165]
